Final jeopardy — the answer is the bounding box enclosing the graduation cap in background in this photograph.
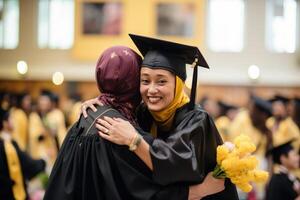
[269,95,290,105]
[267,140,295,164]
[292,97,300,107]
[40,89,54,99]
[129,34,209,110]
[218,101,238,115]
[250,95,273,117]
[40,89,59,103]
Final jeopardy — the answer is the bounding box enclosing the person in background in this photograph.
[199,96,220,119]
[46,92,67,147]
[290,97,300,130]
[66,93,82,127]
[265,140,300,200]
[267,95,299,147]
[0,91,15,111]
[289,97,300,179]
[10,92,32,151]
[228,95,272,200]
[215,101,239,141]
[0,108,45,200]
[28,90,60,171]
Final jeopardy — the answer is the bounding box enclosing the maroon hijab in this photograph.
[95,46,142,125]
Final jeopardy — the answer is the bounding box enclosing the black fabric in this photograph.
[137,103,239,200]
[0,139,45,200]
[251,95,272,116]
[265,173,299,200]
[269,95,290,104]
[44,105,189,200]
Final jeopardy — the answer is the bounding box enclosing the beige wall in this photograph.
[0,0,299,87]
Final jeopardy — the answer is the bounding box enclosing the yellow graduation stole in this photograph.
[2,134,26,200]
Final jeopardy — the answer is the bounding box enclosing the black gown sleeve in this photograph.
[110,141,190,200]
[138,105,238,199]
[150,111,221,185]
[13,141,46,180]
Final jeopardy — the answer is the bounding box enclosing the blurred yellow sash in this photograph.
[2,134,26,200]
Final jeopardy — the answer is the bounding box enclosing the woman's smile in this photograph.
[147,96,162,104]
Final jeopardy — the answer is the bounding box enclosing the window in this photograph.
[38,0,74,49]
[156,3,195,37]
[266,0,298,53]
[0,0,19,49]
[82,2,122,35]
[207,0,245,52]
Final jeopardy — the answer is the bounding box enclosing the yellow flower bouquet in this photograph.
[212,134,269,192]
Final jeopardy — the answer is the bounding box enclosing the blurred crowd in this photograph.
[0,89,299,200]
[200,94,300,199]
[0,90,82,199]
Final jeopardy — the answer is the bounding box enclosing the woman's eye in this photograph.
[158,80,167,85]
[141,79,149,84]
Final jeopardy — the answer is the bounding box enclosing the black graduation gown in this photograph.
[0,139,46,200]
[44,105,188,200]
[136,103,239,200]
[265,172,299,200]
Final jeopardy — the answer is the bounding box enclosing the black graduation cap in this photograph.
[267,140,295,164]
[40,89,57,102]
[40,89,53,98]
[218,101,238,116]
[269,95,290,105]
[129,34,209,110]
[292,97,300,106]
[251,95,273,116]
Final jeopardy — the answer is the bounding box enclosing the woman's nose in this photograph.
[148,83,158,94]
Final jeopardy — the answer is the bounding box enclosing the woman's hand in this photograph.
[188,172,225,200]
[96,116,137,146]
[97,116,153,170]
[80,97,103,118]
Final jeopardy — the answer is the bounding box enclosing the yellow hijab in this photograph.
[150,76,189,136]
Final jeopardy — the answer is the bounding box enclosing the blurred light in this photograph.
[52,71,64,85]
[17,61,28,75]
[248,65,260,80]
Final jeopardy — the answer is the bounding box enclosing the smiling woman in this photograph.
[82,34,239,199]
[140,68,176,111]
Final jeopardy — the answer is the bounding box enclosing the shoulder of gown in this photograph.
[138,104,238,199]
[145,104,223,185]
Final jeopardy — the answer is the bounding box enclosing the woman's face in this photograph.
[140,67,175,112]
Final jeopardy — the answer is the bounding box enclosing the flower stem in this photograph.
[213,165,226,179]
